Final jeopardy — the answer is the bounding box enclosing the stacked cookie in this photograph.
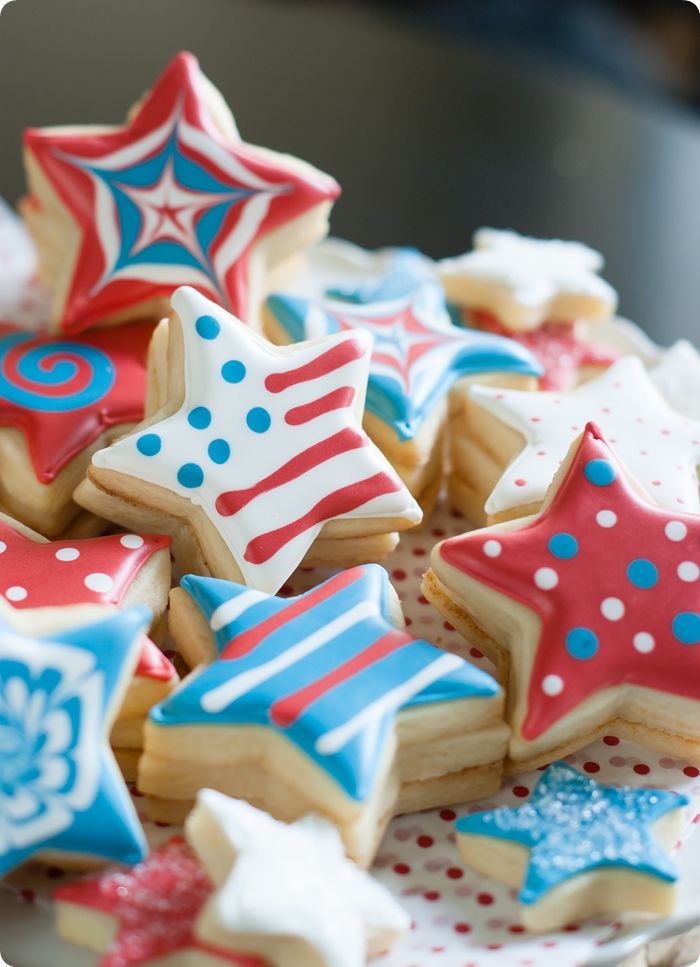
[0,46,697,959]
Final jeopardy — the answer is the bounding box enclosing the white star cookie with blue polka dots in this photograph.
[76,286,421,593]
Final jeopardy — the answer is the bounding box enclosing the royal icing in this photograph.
[187,789,410,967]
[324,246,439,304]
[456,761,686,905]
[23,52,340,332]
[0,518,173,681]
[469,356,700,516]
[266,287,541,442]
[440,229,617,328]
[439,424,700,740]
[0,607,150,874]
[92,287,421,594]
[154,565,499,801]
[0,323,151,482]
[55,837,261,967]
[463,309,618,391]
[651,340,700,421]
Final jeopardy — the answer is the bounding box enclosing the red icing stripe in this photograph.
[264,338,364,393]
[244,472,402,565]
[270,628,412,727]
[215,428,366,517]
[284,386,355,425]
[220,568,360,660]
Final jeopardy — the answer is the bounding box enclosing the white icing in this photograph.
[651,340,700,421]
[578,316,663,365]
[439,228,617,318]
[92,287,421,594]
[469,356,700,515]
[187,790,410,967]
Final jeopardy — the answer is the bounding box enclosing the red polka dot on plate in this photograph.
[514,479,527,487]
[583,761,600,773]
[477,892,494,905]
[424,891,441,902]
[603,735,620,746]
[512,786,530,798]
[684,766,699,778]
[446,867,464,880]
[440,808,457,822]
[392,569,407,581]
[417,835,434,848]
[454,922,471,934]
[393,863,411,875]
[633,763,650,776]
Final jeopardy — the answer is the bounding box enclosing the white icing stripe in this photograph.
[315,652,464,755]
[200,600,379,713]
[209,589,268,632]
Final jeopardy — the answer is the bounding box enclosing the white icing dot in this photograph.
[633,632,655,654]
[542,674,564,696]
[120,534,145,549]
[665,521,687,542]
[678,561,699,583]
[483,539,502,558]
[534,567,558,590]
[0,541,7,554]
[596,510,617,528]
[5,586,27,602]
[601,597,625,621]
[84,573,114,593]
[55,547,80,562]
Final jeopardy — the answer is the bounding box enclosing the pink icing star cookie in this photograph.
[424,423,700,770]
[22,52,340,333]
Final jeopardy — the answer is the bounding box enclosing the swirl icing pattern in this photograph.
[0,322,151,482]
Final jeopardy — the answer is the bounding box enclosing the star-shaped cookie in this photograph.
[265,285,542,443]
[186,790,410,967]
[0,604,149,873]
[77,286,422,594]
[144,564,507,863]
[439,228,617,331]
[22,52,340,332]
[424,423,700,769]
[466,356,700,518]
[456,761,687,931]
[55,837,261,967]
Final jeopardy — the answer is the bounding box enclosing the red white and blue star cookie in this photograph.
[22,52,340,333]
[77,286,422,594]
[424,422,700,771]
[456,761,688,931]
[142,564,509,866]
[0,321,152,537]
[0,603,150,874]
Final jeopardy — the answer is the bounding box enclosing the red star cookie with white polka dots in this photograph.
[423,422,700,772]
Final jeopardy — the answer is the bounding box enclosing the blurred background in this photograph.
[0,0,698,341]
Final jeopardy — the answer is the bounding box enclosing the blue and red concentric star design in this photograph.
[24,52,340,332]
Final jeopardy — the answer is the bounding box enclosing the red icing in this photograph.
[265,338,364,393]
[439,423,700,740]
[470,309,619,390]
[23,52,340,334]
[0,519,173,682]
[55,838,263,967]
[0,322,152,482]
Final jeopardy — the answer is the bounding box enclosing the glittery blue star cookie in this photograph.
[456,761,688,929]
[0,605,151,874]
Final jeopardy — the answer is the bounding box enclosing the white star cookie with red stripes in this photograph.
[457,356,700,521]
[76,286,421,593]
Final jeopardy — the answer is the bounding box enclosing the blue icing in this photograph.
[673,612,700,645]
[221,359,246,383]
[246,407,271,433]
[265,291,542,443]
[154,565,500,801]
[565,627,599,660]
[177,462,204,488]
[324,248,438,304]
[188,406,211,430]
[137,432,161,456]
[584,458,617,487]
[548,533,578,560]
[0,607,150,875]
[627,559,659,590]
[456,761,686,905]
[196,315,220,340]
[81,128,253,288]
[208,438,230,464]
[0,333,115,412]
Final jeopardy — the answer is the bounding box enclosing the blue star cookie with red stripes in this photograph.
[76,286,421,594]
[143,564,509,865]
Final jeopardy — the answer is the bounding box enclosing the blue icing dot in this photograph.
[222,360,246,383]
[627,559,659,589]
[136,433,161,456]
[188,406,211,430]
[584,459,616,487]
[566,627,599,660]
[548,533,578,560]
[208,439,230,464]
[195,315,220,340]
[673,612,700,645]
[177,463,204,488]
[247,407,271,433]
